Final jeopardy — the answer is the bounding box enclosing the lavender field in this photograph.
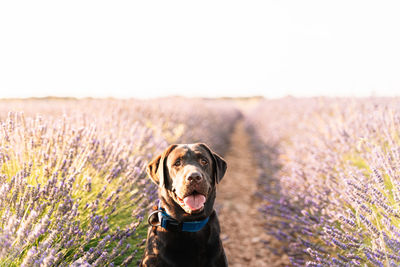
[0,98,239,266]
[1,97,400,266]
[247,98,400,266]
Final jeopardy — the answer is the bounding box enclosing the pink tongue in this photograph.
[183,194,206,211]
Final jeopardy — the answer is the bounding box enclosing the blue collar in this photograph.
[148,201,209,232]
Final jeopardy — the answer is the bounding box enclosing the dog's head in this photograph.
[147,143,227,221]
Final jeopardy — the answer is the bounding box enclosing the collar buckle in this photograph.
[162,218,183,232]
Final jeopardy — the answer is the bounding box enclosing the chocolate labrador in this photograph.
[140,143,228,267]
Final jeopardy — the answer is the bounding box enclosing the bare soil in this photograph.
[216,120,289,267]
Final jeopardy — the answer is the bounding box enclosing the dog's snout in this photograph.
[186,172,203,183]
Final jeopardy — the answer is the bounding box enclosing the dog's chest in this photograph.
[146,227,218,266]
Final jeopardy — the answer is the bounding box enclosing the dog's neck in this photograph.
[155,201,210,232]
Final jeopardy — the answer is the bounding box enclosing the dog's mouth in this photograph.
[173,191,207,214]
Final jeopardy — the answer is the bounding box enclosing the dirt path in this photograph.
[216,120,288,267]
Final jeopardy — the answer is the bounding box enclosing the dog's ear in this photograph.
[147,144,177,187]
[198,143,227,184]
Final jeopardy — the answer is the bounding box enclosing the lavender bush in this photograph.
[0,98,239,266]
[247,97,400,266]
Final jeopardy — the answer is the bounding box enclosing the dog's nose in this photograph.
[186,172,203,183]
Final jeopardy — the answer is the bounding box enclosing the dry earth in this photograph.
[216,120,289,267]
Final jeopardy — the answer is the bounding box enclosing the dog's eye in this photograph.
[200,158,208,165]
[173,159,181,167]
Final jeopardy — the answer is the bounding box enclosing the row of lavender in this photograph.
[247,98,400,266]
[0,98,240,266]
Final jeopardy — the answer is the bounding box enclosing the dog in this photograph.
[140,143,228,267]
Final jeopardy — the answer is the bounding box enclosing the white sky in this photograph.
[1,0,400,99]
